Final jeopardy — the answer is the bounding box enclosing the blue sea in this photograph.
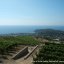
[0,26,64,34]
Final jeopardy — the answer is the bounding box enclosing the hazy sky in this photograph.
[0,0,64,25]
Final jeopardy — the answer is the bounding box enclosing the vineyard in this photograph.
[0,36,39,55]
[33,43,64,64]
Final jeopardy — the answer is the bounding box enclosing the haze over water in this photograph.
[0,26,64,34]
[0,0,64,34]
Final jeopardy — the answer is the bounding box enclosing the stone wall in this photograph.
[24,45,38,59]
[12,46,29,60]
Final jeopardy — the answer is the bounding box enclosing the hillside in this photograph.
[35,29,64,39]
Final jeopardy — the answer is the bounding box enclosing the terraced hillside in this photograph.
[0,36,39,56]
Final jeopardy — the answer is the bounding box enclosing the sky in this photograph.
[0,0,64,26]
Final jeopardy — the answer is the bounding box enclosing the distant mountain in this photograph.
[35,29,64,39]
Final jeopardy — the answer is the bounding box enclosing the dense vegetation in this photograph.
[33,43,64,64]
[35,29,64,40]
[0,36,39,55]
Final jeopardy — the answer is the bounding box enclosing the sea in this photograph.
[0,25,64,34]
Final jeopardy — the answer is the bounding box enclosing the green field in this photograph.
[33,43,64,64]
[0,36,39,55]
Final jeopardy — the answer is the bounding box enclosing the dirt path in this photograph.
[4,52,33,64]
[16,56,33,64]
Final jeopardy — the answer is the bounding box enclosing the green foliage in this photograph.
[0,36,39,54]
[33,43,64,64]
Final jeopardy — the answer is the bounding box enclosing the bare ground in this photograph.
[3,45,39,64]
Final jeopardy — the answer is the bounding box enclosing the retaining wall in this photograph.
[24,45,38,59]
[12,46,29,60]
